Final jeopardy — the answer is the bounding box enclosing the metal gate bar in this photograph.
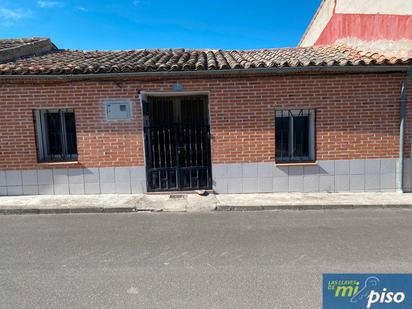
[144,123,212,192]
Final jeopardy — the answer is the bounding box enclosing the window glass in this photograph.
[275,116,289,160]
[45,112,63,156]
[64,112,77,156]
[293,115,309,159]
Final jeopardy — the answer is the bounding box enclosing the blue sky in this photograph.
[0,0,321,50]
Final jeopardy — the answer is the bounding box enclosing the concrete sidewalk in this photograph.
[0,194,217,214]
[215,192,412,210]
[0,192,412,214]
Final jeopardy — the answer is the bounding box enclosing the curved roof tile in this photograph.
[0,45,411,75]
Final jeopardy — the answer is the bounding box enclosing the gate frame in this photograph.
[139,91,213,193]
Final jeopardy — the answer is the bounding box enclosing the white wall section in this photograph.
[299,0,335,47]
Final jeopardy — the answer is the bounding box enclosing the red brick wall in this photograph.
[0,72,405,170]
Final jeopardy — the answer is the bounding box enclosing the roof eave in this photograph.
[0,65,411,80]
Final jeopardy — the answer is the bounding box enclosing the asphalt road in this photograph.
[0,209,411,309]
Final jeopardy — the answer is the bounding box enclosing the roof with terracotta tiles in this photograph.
[0,39,411,75]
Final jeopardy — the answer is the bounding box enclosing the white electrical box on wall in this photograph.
[105,101,131,120]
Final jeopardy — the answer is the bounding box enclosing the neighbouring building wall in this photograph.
[299,0,335,48]
[0,73,406,194]
[300,0,412,46]
[335,0,412,15]
[314,14,412,47]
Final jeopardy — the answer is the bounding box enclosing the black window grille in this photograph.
[34,109,78,162]
[275,109,315,163]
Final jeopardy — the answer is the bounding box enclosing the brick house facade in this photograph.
[0,38,411,195]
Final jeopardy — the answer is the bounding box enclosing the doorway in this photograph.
[142,94,212,192]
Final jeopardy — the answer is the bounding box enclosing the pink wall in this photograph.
[315,14,412,45]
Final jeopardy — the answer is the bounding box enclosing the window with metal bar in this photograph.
[275,109,315,163]
[34,108,78,162]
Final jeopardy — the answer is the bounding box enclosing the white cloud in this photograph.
[37,1,62,8]
[0,7,32,22]
[76,6,88,12]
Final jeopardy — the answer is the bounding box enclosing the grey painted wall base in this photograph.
[1,159,410,196]
[403,158,412,193]
[213,159,407,194]
[0,167,146,196]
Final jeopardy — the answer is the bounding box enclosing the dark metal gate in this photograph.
[143,96,212,192]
